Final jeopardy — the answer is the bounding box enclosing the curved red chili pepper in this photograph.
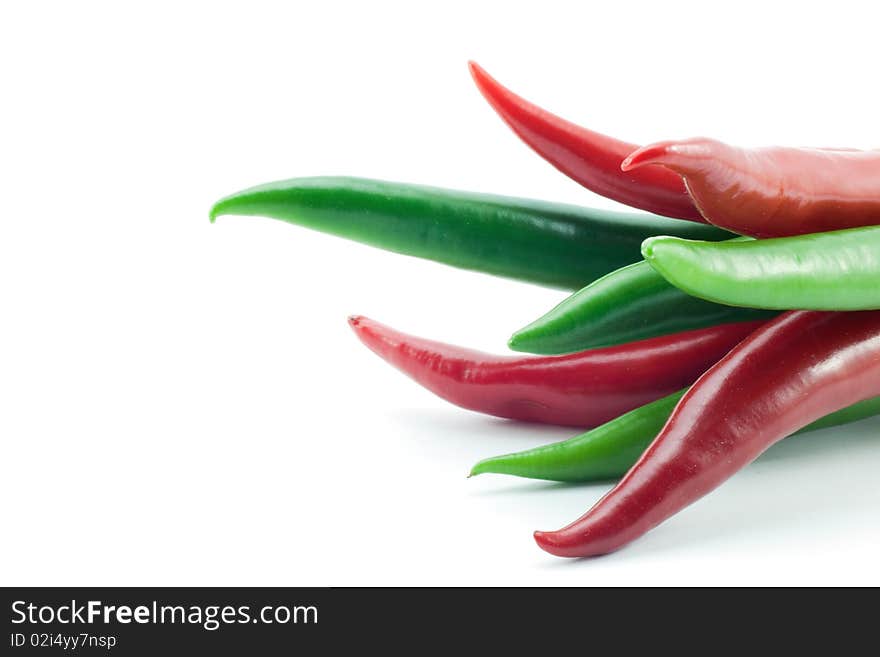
[468,61,704,222]
[622,138,880,237]
[349,315,763,428]
[535,310,880,557]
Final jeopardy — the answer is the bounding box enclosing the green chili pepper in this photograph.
[469,390,880,483]
[209,176,730,290]
[508,259,775,354]
[642,227,880,310]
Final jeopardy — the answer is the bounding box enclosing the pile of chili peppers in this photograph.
[211,62,880,558]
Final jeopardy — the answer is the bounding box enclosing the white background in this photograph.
[3,1,879,586]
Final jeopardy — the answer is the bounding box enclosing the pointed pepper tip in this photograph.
[621,142,674,172]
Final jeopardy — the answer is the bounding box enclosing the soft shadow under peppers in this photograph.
[534,310,880,558]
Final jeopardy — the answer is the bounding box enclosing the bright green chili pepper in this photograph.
[209,176,731,290]
[469,390,880,483]
[508,258,775,354]
[642,227,880,310]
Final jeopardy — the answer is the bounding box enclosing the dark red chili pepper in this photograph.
[622,138,880,237]
[349,315,763,428]
[535,310,880,558]
[468,61,703,222]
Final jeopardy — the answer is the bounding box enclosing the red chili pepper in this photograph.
[535,310,880,557]
[622,138,880,237]
[468,61,703,222]
[349,315,763,428]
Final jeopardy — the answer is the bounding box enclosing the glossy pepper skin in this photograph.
[643,227,880,311]
[348,315,764,428]
[210,177,728,290]
[622,138,880,237]
[470,389,880,483]
[468,62,703,222]
[509,259,775,354]
[534,310,880,558]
